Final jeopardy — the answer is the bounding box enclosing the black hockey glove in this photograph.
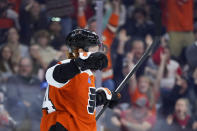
[96,87,121,109]
[74,52,108,71]
[109,92,121,108]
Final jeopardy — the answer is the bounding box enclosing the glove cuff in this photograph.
[96,87,112,100]
[79,52,92,60]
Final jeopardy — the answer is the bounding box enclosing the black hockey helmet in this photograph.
[65,29,101,51]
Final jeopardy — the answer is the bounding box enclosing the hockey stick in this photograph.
[96,37,160,121]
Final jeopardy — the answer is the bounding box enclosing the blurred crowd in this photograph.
[0,0,197,131]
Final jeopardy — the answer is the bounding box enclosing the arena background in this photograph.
[0,0,197,131]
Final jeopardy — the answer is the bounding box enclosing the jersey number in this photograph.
[42,87,56,113]
[87,87,96,114]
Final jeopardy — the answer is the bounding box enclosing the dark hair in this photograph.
[7,27,19,41]
[0,45,13,72]
[124,37,145,54]
[0,0,8,17]
[34,30,50,43]
[133,8,147,17]
[131,37,145,49]
[87,16,96,26]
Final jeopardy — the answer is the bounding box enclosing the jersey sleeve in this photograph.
[45,59,80,88]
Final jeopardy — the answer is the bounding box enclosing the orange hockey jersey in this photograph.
[40,59,97,131]
[78,13,119,81]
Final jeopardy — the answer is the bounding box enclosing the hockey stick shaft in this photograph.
[96,37,160,121]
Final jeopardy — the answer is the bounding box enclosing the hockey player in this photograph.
[40,29,121,131]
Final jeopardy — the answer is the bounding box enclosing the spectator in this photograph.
[29,44,46,80]
[187,68,197,130]
[165,98,193,131]
[59,44,68,61]
[0,0,14,30]
[48,18,65,50]
[111,97,156,131]
[186,28,197,75]
[123,7,155,38]
[127,0,147,19]
[39,44,69,81]
[5,57,42,131]
[126,38,150,78]
[112,30,154,100]
[0,45,14,82]
[129,48,169,115]
[162,0,194,63]
[33,43,68,82]
[76,0,94,26]
[7,0,21,13]
[3,27,29,66]
[149,1,163,35]
[112,31,148,82]
[163,76,190,115]
[46,0,75,36]
[0,0,20,30]
[102,0,126,29]
[159,47,182,89]
[152,42,182,89]
[33,30,58,67]
[19,0,48,45]
[130,74,157,114]
[150,43,183,116]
